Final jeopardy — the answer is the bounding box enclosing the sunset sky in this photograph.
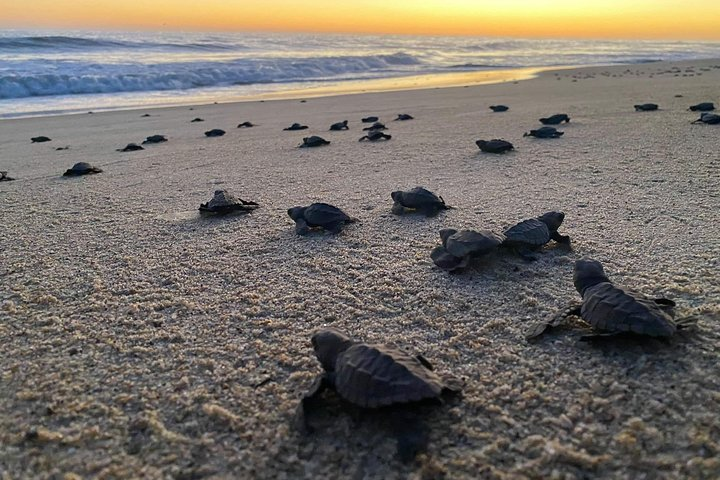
[2,0,720,40]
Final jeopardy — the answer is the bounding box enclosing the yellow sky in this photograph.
[2,0,720,40]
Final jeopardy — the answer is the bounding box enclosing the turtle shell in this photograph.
[303,203,352,227]
[503,218,551,247]
[199,190,258,214]
[142,135,167,144]
[540,114,570,125]
[205,129,226,137]
[689,103,714,112]
[333,343,446,408]
[581,282,677,337]
[31,136,51,143]
[64,162,102,176]
[300,136,330,148]
[444,230,505,258]
[394,187,444,209]
[527,127,563,138]
[476,139,514,153]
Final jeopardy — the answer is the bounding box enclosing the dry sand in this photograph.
[1,59,719,479]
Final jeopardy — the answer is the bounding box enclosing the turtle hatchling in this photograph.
[430,229,505,271]
[190,117,204,122]
[329,120,349,131]
[297,329,463,460]
[524,127,564,138]
[526,258,696,341]
[199,190,259,215]
[362,122,387,131]
[287,203,356,234]
[688,102,715,112]
[284,123,308,131]
[142,135,167,144]
[391,187,451,216]
[117,143,144,152]
[361,116,379,123]
[299,136,330,148]
[63,162,103,177]
[395,113,414,121]
[490,105,509,112]
[237,121,256,128]
[31,136,51,143]
[476,139,514,153]
[634,103,659,111]
[692,113,720,124]
[539,114,570,125]
[359,131,392,142]
[502,211,570,260]
[0,171,15,182]
[205,129,226,137]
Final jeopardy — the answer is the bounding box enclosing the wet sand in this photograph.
[1,59,719,479]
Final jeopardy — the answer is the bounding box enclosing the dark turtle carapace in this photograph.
[0,171,15,182]
[430,229,505,271]
[329,120,349,131]
[489,105,509,112]
[288,203,356,234]
[284,123,308,131]
[237,121,256,128]
[31,136,51,143]
[476,139,514,153]
[539,114,570,125]
[526,258,696,341]
[359,131,392,142]
[63,162,103,177]
[299,136,330,148]
[362,122,387,131]
[688,102,715,112]
[204,129,226,137]
[361,116,379,123]
[524,127,564,138]
[190,117,204,122]
[692,113,720,125]
[199,190,259,215]
[395,113,414,121]
[502,211,570,260]
[117,143,144,152]
[634,103,659,111]
[142,135,167,144]
[391,187,451,216]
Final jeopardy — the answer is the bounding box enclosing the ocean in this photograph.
[1,30,720,118]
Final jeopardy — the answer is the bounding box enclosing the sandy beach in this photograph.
[1,59,719,479]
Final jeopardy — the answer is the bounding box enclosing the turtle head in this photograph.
[311,328,354,371]
[287,206,306,220]
[475,140,487,148]
[390,191,404,202]
[439,228,457,247]
[537,211,565,232]
[573,258,610,295]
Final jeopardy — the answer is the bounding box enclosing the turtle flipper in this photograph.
[550,231,571,245]
[391,202,406,215]
[294,374,330,434]
[388,411,429,463]
[674,315,698,330]
[294,219,310,235]
[525,303,582,340]
[415,354,434,370]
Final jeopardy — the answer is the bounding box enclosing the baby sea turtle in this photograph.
[688,102,715,112]
[476,139,514,153]
[0,171,15,181]
[430,229,505,271]
[141,113,151,117]
[502,211,570,260]
[63,162,103,176]
[526,258,696,341]
[142,135,167,144]
[284,123,308,131]
[361,116,379,123]
[297,329,463,460]
[31,136,51,143]
[55,146,70,151]
[329,120,349,131]
[359,131,392,142]
[539,114,570,125]
[634,103,659,111]
[391,187,451,216]
[299,136,330,148]
[190,118,204,122]
[362,122,387,131]
[237,121,256,128]
[288,203,357,234]
[205,129,226,137]
[395,114,414,121]
[524,127,564,138]
[490,105,509,112]
[199,190,259,215]
[117,143,144,152]
[692,113,720,124]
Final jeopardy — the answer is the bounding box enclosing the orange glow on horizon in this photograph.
[1,1,720,40]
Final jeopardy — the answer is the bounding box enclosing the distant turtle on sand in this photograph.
[688,102,715,112]
[199,190,259,215]
[502,211,570,260]
[362,122,387,131]
[141,113,151,117]
[329,120,349,131]
[391,187,452,216]
[299,136,330,148]
[0,171,15,181]
[634,103,659,111]
[476,139,514,153]
[361,116,379,123]
[63,162,103,176]
[430,229,505,271]
[205,129,226,137]
[692,113,720,124]
[237,121,256,128]
[117,143,144,152]
[526,258,696,341]
[490,105,509,112]
[395,114,414,121]
[287,203,356,235]
[142,135,167,144]
[524,127,564,138]
[359,131,392,142]
[284,123,308,131]
[296,328,463,461]
[190,118,204,122]
[539,114,570,125]
[31,136,51,143]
